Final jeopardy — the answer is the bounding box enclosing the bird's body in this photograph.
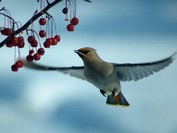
[81,48,119,95]
[85,67,120,95]
[24,47,176,107]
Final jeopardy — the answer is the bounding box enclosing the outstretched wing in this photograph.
[23,61,85,80]
[114,52,176,82]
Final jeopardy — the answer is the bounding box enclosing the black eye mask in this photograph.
[79,50,90,55]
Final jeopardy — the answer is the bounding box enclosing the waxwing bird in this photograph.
[24,47,176,107]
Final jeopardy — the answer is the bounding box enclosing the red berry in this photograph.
[11,64,18,72]
[1,28,12,36]
[71,17,79,26]
[5,28,12,36]
[67,24,74,31]
[26,55,34,62]
[18,36,24,46]
[18,36,24,43]
[17,42,25,48]
[37,48,45,55]
[29,49,34,55]
[62,7,68,14]
[39,30,46,38]
[46,38,53,45]
[54,35,61,42]
[39,18,46,25]
[28,36,35,44]
[43,41,50,48]
[15,60,24,68]
[31,40,38,47]
[6,42,13,48]
[11,36,18,44]
[33,53,41,61]
[52,38,58,45]
[1,29,6,35]
[17,36,25,48]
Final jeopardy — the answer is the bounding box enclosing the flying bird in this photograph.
[24,47,176,107]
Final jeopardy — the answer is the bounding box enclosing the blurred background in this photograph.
[0,0,177,133]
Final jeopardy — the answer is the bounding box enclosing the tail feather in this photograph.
[106,91,130,107]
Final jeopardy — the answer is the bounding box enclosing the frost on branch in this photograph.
[0,0,91,72]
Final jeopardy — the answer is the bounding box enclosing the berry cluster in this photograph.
[25,13,61,64]
[0,8,25,71]
[0,0,82,72]
[38,16,61,48]
[62,0,79,31]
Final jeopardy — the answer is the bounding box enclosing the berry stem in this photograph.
[17,47,21,60]
[0,12,15,28]
[14,46,17,63]
[53,18,58,35]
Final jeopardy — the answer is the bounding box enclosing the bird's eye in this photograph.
[79,50,90,55]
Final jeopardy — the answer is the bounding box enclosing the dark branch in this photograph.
[0,0,63,48]
[84,0,92,3]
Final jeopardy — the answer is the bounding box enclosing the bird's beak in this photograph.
[74,50,84,59]
[74,50,84,55]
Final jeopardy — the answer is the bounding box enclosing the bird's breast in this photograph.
[84,67,120,94]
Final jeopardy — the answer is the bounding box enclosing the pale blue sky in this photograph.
[0,0,177,133]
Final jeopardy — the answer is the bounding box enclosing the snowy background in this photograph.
[0,0,177,133]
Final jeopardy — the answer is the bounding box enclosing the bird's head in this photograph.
[74,47,101,63]
[74,47,96,58]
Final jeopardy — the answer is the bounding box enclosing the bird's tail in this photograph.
[106,91,130,107]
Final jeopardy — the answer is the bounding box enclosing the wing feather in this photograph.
[23,60,85,80]
[115,52,176,82]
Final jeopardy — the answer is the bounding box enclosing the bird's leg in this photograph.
[100,89,106,97]
[112,89,117,96]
